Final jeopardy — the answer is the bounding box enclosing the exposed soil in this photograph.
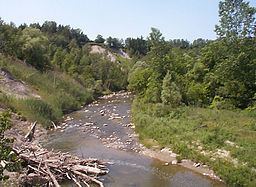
[89,44,130,62]
[0,68,40,99]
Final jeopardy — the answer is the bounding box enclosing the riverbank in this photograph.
[3,91,224,186]
[54,91,223,184]
[132,98,256,186]
[1,109,48,186]
[101,93,222,181]
[140,146,221,181]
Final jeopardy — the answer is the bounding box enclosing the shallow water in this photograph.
[43,93,226,187]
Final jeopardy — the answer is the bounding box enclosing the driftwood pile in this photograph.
[13,122,109,187]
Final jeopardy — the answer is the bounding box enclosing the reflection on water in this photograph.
[43,94,226,187]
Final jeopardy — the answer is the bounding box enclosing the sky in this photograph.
[0,0,255,42]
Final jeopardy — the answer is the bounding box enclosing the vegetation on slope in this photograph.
[132,99,256,185]
[0,20,129,127]
[128,0,256,185]
[0,55,93,127]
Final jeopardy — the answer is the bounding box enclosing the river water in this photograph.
[43,92,225,187]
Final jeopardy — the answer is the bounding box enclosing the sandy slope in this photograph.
[0,69,40,99]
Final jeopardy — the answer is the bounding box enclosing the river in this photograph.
[43,92,226,187]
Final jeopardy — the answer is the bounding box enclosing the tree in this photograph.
[18,23,27,30]
[191,38,209,48]
[106,37,123,49]
[215,0,256,39]
[144,78,162,103]
[128,61,151,94]
[41,21,57,34]
[169,39,190,49]
[0,18,21,56]
[19,27,50,71]
[148,27,164,49]
[161,71,182,106]
[125,37,148,56]
[70,28,89,47]
[95,35,105,44]
[62,47,81,74]
[51,48,66,67]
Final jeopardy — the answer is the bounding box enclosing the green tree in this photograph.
[41,21,57,34]
[191,38,209,48]
[95,35,105,44]
[161,71,182,106]
[128,61,152,94]
[51,48,66,67]
[215,0,256,39]
[144,73,162,103]
[169,39,190,49]
[148,27,164,49]
[125,37,148,57]
[19,27,50,71]
[106,37,123,49]
[0,18,21,56]
[62,47,81,74]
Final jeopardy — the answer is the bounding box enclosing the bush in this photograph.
[0,111,20,180]
[210,96,235,110]
[161,71,182,106]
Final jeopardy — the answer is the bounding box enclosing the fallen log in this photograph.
[71,165,107,175]
[72,170,104,187]
[71,174,83,187]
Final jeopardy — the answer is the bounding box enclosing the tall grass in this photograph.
[132,98,256,186]
[0,55,93,128]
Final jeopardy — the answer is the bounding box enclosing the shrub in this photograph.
[0,111,20,180]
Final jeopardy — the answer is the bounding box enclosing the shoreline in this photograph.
[99,92,223,182]
[80,92,224,183]
[139,146,222,182]
[4,91,224,185]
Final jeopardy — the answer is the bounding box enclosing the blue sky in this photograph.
[0,0,255,41]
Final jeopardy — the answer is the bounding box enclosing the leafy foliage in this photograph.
[94,35,105,44]
[161,71,182,106]
[128,2,256,109]
[125,37,148,57]
[127,1,256,185]
[106,37,123,49]
[215,0,256,39]
[19,27,50,70]
[0,111,20,180]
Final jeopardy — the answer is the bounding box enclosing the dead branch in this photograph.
[46,163,61,187]
[13,141,108,187]
[14,120,109,187]
[25,121,37,142]
[51,121,57,129]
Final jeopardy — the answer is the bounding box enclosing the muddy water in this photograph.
[43,93,225,187]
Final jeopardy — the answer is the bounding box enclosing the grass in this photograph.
[0,55,93,128]
[131,98,256,186]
